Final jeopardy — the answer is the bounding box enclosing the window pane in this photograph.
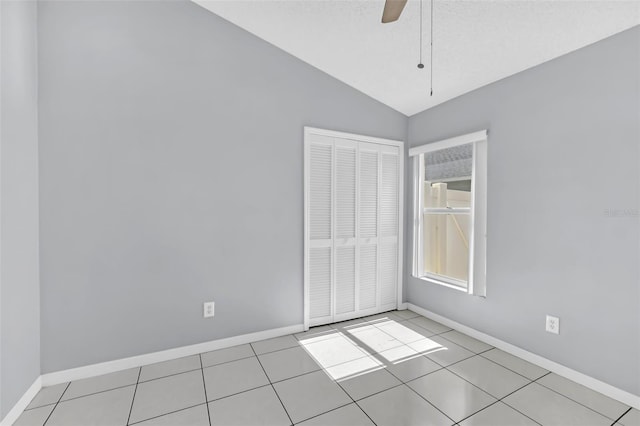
[423,212,470,285]
[424,181,471,210]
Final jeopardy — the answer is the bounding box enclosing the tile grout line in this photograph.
[438,356,544,426]
[125,367,142,426]
[330,368,379,426]
[138,366,202,384]
[402,376,458,424]
[353,382,405,404]
[292,402,356,424]
[249,343,294,426]
[532,373,630,423]
[458,380,542,426]
[128,402,208,426]
[43,382,140,406]
[199,354,212,426]
[41,381,71,426]
[477,349,549,382]
[611,407,632,426]
[201,353,255,370]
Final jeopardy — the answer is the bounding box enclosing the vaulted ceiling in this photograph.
[193,0,640,116]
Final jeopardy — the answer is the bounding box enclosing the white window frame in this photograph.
[409,130,487,297]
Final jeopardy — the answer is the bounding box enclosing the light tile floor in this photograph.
[14,311,639,426]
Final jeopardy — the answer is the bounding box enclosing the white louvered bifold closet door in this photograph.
[305,129,402,328]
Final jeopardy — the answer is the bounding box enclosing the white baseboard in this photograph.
[0,376,42,426]
[42,323,304,386]
[407,303,640,410]
[397,302,409,310]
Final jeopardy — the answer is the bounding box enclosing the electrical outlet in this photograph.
[546,315,559,334]
[203,301,215,318]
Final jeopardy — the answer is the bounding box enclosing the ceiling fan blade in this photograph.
[381,0,408,23]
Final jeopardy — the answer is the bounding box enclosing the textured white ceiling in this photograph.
[193,0,640,116]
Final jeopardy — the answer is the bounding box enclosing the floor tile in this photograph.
[139,355,201,382]
[362,311,405,324]
[251,335,300,355]
[375,319,436,344]
[273,370,351,423]
[14,404,55,426]
[618,408,640,426]
[203,356,269,400]
[337,365,402,400]
[358,384,452,426]
[344,325,404,353]
[408,369,496,422]
[294,325,336,343]
[537,373,629,420]
[330,317,368,332]
[47,385,135,426]
[133,404,209,425]
[459,401,538,426]
[439,331,493,353]
[201,344,255,368]
[26,382,68,409]
[410,335,475,367]
[298,403,374,426]
[408,316,452,334]
[208,385,290,426]
[448,355,530,399]
[393,310,420,320]
[259,346,321,382]
[129,370,206,424]
[378,345,441,382]
[504,382,611,426]
[480,349,548,380]
[325,356,382,382]
[301,334,368,368]
[61,368,139,401]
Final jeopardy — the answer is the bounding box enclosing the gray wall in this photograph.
[0,0,41,418]
[38,0,407,373]
[406,26,640,396]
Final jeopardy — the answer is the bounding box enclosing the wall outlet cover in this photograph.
[204,302,215,318]
[546,315,560,334]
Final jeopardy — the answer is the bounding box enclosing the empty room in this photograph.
[1,0,639,425]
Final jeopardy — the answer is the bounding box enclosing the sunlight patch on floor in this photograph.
[299,317,443,381]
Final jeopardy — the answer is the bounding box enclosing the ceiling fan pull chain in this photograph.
[418,0,424,69]
[430,0,434,96]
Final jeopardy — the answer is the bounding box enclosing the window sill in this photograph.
[413,274,468,293]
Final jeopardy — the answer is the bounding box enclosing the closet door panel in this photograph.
[309,247,332,319]
[307,135,334,325]
[378,148,400,310]
[333,140,358,318]
[358,145,379,311]
[359,244,377,310]
[335,246,356,315]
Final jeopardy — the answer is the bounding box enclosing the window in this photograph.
[410,130,487,296]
